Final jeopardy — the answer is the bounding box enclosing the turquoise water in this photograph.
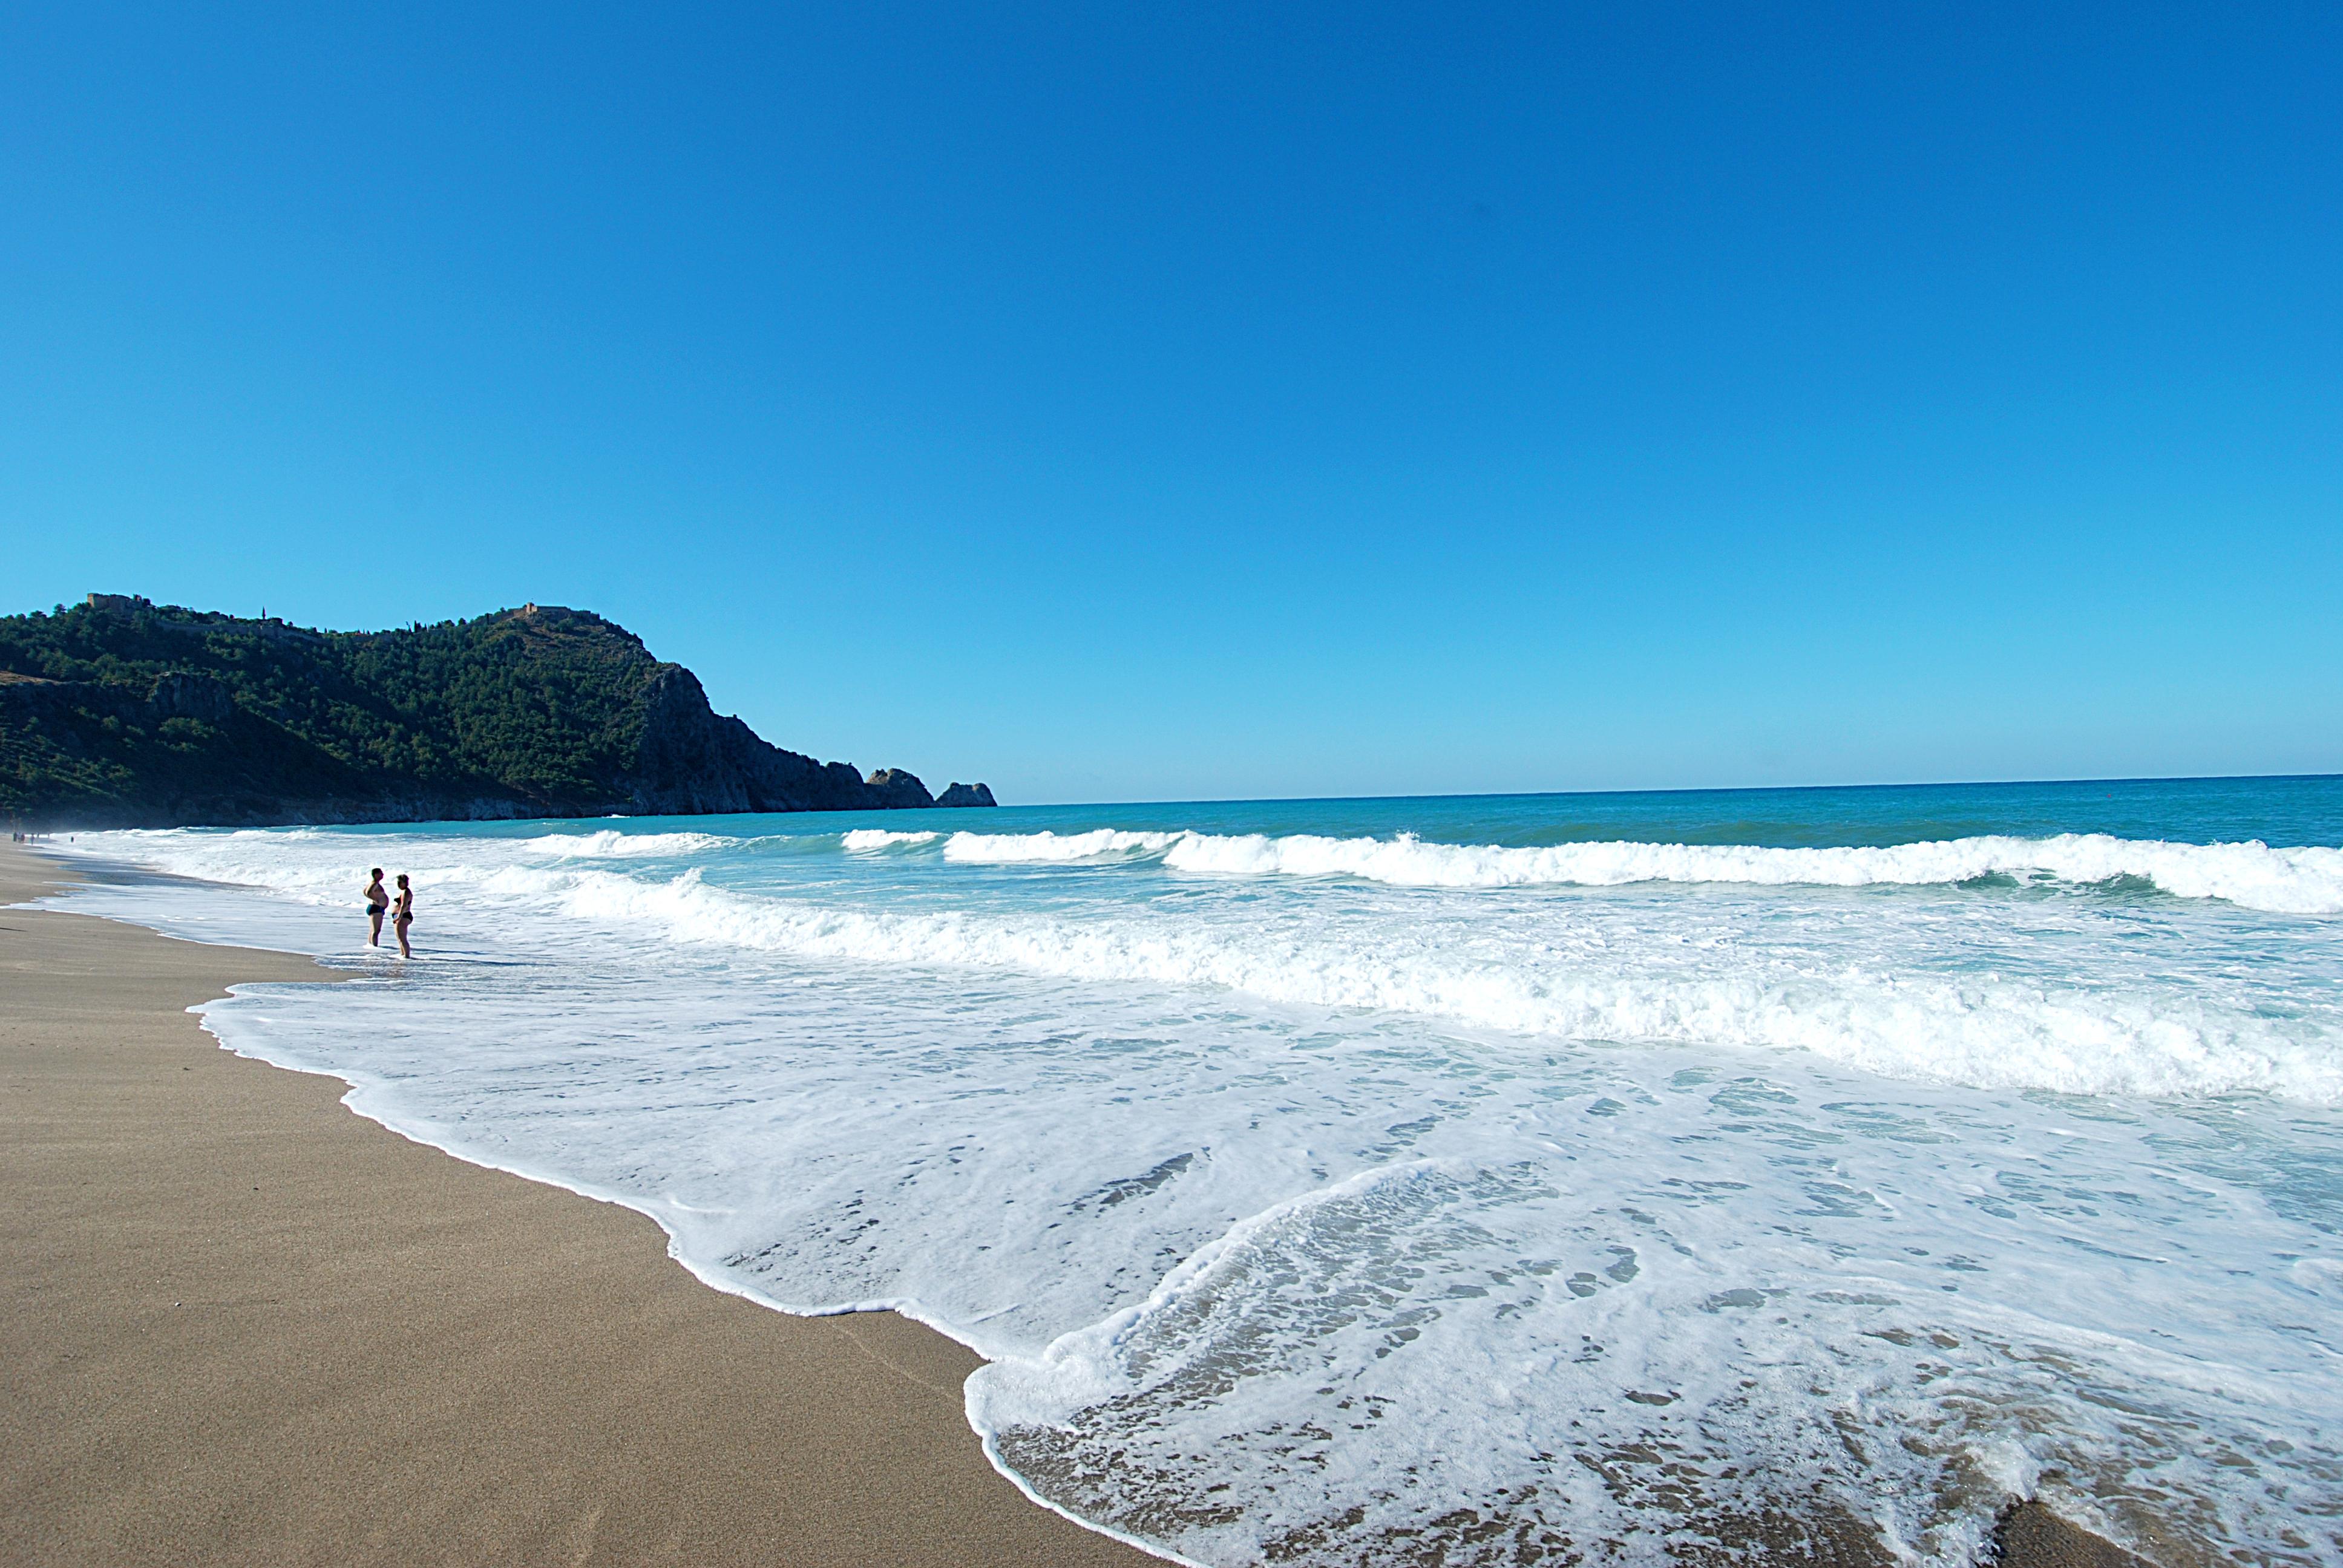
[46,774,2343,1565]
[827,773,2343,848]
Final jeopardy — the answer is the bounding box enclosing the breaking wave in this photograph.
[942,829,2343,914]
[560,868,2341,1103]
[943,828,1182,863]
[511,829,736,859]
[842,829,940,851]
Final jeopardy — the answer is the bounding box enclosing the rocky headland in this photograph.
[1,595,994,829]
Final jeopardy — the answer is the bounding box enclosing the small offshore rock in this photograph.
[863,768,937,809]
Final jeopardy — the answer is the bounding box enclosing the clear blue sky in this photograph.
[3,4,2337,803]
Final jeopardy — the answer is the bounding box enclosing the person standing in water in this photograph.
[364,868,390,946]
[391,874,415,959]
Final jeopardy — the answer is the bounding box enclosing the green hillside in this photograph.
[0,595,974,828]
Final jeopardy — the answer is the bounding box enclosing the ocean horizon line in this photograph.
[958,769,2343,815]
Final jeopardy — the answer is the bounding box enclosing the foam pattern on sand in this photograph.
[44,799,2343,1567]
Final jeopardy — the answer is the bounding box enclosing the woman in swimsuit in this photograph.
[365,868,390,946]
[392,874,415,959]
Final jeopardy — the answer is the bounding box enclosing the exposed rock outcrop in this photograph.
[623,666,886,814]
[862,768,937,809]
[148,670,236,724]
[935,782,998,808]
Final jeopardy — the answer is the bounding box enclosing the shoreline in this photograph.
[0,839,2172,1566]
[0,841,1157,1567]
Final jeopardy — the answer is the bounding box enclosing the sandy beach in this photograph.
[0,838,2166,1567]
[0,841,1153,1567]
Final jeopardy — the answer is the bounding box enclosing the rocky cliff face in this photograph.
[611,668,995,816]
[624,666,888,814]
[148,670,237,724]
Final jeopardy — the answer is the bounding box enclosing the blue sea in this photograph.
[41,776,2343,1565]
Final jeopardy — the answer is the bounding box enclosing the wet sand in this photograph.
[0,839,2164,1566]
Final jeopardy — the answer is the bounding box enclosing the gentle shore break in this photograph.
[0,837,2177,1565]
[0,841,1153,1567]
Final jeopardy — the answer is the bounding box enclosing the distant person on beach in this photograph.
[365,868,390,946]
[392,874,414,959]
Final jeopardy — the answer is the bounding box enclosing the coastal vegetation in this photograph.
[0,595,991,828]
